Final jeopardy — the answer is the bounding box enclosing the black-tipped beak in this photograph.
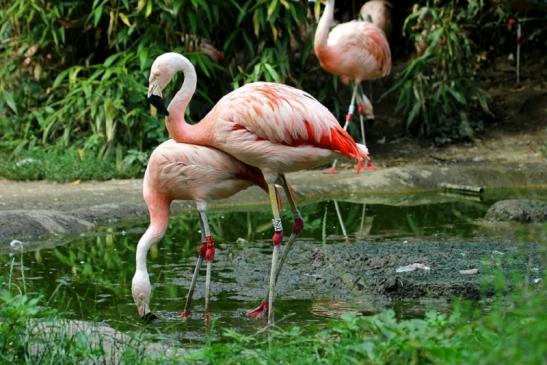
[142,311,158,323]
[147,95,169,116]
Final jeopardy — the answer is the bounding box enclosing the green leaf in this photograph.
[3,91,18,113]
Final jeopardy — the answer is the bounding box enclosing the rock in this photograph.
[459,269,479,275]
[395,263,431,273]
[484,199,547,223]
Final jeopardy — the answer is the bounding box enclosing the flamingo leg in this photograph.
[357,84,377,170]
[274,175,304,285]
[516,23,521,84]
[333,200,348,241]
[265,183,284,325]
[326,83,359,174]
[247,176,304,320]
[180,215,207,319]
[196,202,215,324]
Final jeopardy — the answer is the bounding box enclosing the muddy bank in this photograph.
[171,238,544,315]
[1,160,546,244]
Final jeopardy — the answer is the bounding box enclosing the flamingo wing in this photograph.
[214,82,362,161]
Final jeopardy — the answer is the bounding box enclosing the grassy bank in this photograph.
[1,274,545,365]
[0,148,144,182]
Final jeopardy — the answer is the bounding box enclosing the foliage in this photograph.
[387,3,492,144]
[0,0,328,170]
[184,277,546,364]
[0,147,142,181]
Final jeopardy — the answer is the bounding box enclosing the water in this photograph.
[1,188,545,345]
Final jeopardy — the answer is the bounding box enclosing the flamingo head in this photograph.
[506,16,517,31]
[131,270,156,321]
[147,53,185,116]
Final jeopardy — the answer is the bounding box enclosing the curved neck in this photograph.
[314,0,335,56]
[164,56,207,145]
[135,229,155,272]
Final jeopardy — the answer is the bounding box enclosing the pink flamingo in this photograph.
[131,139,267,322]
[147,52,369,324]
[313,0,391,172]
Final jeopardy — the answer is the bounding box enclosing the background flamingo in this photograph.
[131,139,267,322]
[147,52,369,324]
[313,0,391,172]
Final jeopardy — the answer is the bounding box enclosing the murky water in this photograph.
[1,188,545,345]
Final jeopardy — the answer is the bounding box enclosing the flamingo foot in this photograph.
[357,161,377,173]
[180,310,190,318]
[246,300,268,320]
[323,166,337,174]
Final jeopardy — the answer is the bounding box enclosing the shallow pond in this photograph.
[1,188,545,345]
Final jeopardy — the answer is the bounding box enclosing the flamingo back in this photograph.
[144,140,265,204]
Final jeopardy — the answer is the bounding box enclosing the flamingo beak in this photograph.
[142,311,157,323]
[147,79,169,116]
[138,302,157,322]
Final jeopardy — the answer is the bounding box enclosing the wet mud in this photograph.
[176,238,544,313]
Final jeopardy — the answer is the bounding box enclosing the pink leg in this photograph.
[325,83,359,174]
[180,242,206,319]
[247,176,304,320]
[203,235,215,324]
[357,85,377,171]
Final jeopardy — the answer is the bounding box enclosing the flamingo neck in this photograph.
[314,0,335,57]
[165,56,209,145]
[135,235,152,272]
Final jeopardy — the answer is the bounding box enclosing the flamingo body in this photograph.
[316,21,391,83]
[144,139,265,203]
[314,0,391,84]
[196,82,366,176]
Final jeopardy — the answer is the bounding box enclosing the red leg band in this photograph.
[292,217,304,235]
[272,231,283,246]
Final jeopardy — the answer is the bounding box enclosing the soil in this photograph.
[221,238,543,315]
[0,55,545,307]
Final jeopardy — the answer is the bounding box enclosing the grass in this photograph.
[1,272,545,365]
[0,147,145,182]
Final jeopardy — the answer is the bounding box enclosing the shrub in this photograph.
[387,3,492,144]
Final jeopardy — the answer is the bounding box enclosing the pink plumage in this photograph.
[314,0,391,84]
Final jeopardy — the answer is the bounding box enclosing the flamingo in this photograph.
[147,52,369,324]
[313,0,391,172]
[131,139,268,322]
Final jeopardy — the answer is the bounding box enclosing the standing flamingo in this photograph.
[313,0,391,172]
[147,52,369,324]
[131,140,267,322]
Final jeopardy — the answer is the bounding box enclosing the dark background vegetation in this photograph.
[0,0,545,180]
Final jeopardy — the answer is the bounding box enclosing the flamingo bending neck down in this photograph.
[131,140,267,321]
[147,52,369,324]
[313,0,391,172]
